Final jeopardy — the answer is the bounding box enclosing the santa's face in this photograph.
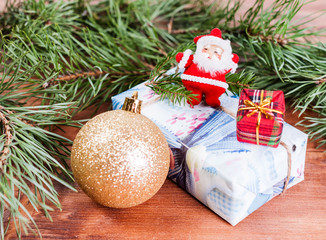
[201,44,224,60]
[193,43,236,75]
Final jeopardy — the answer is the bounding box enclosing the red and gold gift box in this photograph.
[236,89,285,148]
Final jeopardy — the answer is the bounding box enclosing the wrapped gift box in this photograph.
[112,82,307,226]
[237,88,285,148]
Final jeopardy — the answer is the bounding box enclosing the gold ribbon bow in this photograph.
[238,91,284,145]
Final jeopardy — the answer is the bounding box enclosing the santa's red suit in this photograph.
[176,28,239,107]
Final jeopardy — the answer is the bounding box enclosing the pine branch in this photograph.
[1,0,170,113]
[0,108,12,170]
[146,77,196,106]
[42,69,152,89]
[146,43,197,105]
[0,103,77,239]
[297,109,326,149]
[225,70,255,95]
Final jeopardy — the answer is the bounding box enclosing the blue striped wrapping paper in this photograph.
[112,82,307,226]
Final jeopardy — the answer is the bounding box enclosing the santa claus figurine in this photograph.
[176,28,239,107]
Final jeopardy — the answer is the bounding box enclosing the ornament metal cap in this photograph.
[122,91,142,113]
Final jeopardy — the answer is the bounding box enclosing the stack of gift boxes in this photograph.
[112,82,307,226]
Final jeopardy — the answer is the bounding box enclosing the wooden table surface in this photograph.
[3,0,326,239]
[7,110,325,240]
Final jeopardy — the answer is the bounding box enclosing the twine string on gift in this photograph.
[237,90,284,145]
[279,141,292,194]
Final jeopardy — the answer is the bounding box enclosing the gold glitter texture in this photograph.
[71,110,170,208]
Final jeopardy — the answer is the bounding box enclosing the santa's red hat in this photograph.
[194,28,231,52]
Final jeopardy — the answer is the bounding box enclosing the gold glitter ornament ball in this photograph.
[71,108,170,208]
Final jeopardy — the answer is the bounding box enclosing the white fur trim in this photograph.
[230,62,238,73]
[181,74,229,89]
[178,49,193,69]
[197,36,232,53]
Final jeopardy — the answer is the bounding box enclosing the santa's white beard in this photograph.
[193,49,237,76]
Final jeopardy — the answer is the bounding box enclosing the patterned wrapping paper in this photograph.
[237,89,285,148]
[112,82,307,226]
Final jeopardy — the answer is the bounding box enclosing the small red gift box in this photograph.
[236,89,285,148]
